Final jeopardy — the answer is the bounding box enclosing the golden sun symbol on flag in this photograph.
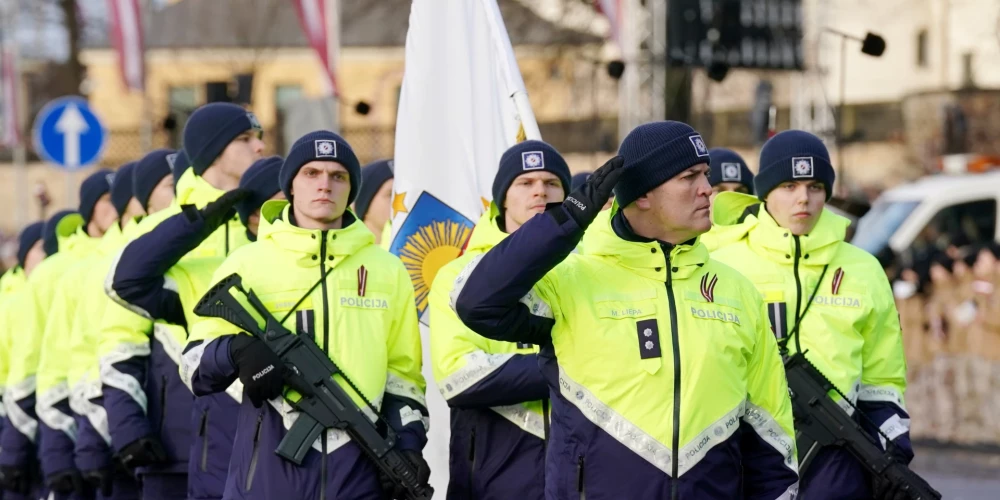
[389,192,475,323]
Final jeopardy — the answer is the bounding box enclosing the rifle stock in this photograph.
[784,352,941,500]
[194,273,434,500]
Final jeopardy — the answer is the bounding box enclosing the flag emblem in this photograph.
[388,192,475,324]
[689,134,709,157]
[521,151,544,170]
[358,265,368,297]
[315,139,337,158]
[832,267,845,295]
[700,273,718,302]
[792,157,814,178]
[721,162,741,182]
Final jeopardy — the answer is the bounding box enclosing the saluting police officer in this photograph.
[454,121,798,499]
[709,130,912,500]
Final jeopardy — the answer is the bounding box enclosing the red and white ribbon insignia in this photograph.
[700,273,718,303]
[831,267,845,295]
[357,265,368,297]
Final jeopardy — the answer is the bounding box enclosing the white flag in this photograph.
[388,0,540,493]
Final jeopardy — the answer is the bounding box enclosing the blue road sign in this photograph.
[32,97,107,170]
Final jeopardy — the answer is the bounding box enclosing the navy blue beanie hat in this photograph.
[614,121,711,207]
[43,210,77,256]
[168,149,190,188]
[16,222,45,269]
[183,103,262,175]
[79,169,116,226]
[110,162,138,215]
[754,130,835,201]
[279,130,361,204]
[707,148,754,193]
[237,155,284,228]
[133,149,175,210]
[354,159,395,220]
[571,172,591,191]
[492,140,572,209]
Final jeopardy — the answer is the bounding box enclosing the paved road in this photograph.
[910,446,1000,499]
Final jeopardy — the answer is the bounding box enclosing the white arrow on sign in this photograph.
[54,103,89,168]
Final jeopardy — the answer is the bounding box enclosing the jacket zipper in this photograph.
[576,454,585,499]
[224,220,230,255]
[245,411,263,491]
[468,427,477,498]
[199,409,209,471]
[665,249,681,500]
[542,398,550,451]
[158,376,167,435]
[320,430,328,498]
[320,231,330,354]
[792,236,803,352]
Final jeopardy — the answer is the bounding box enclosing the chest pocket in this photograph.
[255,289,315,334]
[595,297,662,374]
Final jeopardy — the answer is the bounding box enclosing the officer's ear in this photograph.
[634,194,652,211]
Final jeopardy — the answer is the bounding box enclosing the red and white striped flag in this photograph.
[594,0,622,48]
[0,44,21,147]
[290,0,341,97]
[107,0,145,91]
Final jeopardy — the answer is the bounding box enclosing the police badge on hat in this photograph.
[166,153,178,170]
[792,157,814,178]
[689,134,709,157]
[247,112,263,132]
[106,172,116,187]
[721,162,741,182]
[521,151,544,171]
[315,139,338,158]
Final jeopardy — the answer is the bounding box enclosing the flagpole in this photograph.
[139,0,152,153]
[480,0,541,141]
[8,0,28,227]
[325,0,340,131]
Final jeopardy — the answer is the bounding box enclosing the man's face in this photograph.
[147,175,175,213]
[634,164,713,241]
[120,197,145,223]
[362,179,394,229]
[248,192,286,236]
[217,131,265,179]
[24,240,45,276]
[709,182,750,203]
[91,194,118,234]
[764,180,826,236]
[503,171,565,232]
[291,161,351,228]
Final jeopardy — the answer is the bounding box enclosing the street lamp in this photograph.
[822,28,886,192]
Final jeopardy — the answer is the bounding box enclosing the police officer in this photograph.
[35,169,117,498]
[708,130,911,500]
[454,121,798,499]
[707,147,754,199]
[100,104,260,500]
[134,149,179,215]
[430,140,571,499]
[236,155,286,240]
[186,130,430,499]
[0,222,46,500]
[353,159,394,246]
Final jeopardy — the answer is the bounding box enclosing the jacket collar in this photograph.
[464,203,508,254]
[258,200,373,268]
[175,168,224,208]
[710,192,848,265]
[581,203,708,282]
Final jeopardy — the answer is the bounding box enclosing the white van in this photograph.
[851,172,1000,261]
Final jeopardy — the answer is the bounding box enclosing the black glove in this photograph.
[871,475,910,500]
[182,188,250,231]
[230,334,286,408]
[379,450,431,500]
[561,155,624,229]
[0,465,32,494]
[118,436,168,470]
[83,467,114,496]
[45,468,86,495]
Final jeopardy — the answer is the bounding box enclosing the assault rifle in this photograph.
[785,352,940,500]
[194,273,433,500]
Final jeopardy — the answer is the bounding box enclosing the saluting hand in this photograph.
[562,155,624,229]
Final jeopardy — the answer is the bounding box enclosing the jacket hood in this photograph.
[258,200,374,268]
[581,202,709,282]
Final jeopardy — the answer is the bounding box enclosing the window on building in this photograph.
[916,29,928,67]
[274,85,304,154]
[166,85,198,148]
